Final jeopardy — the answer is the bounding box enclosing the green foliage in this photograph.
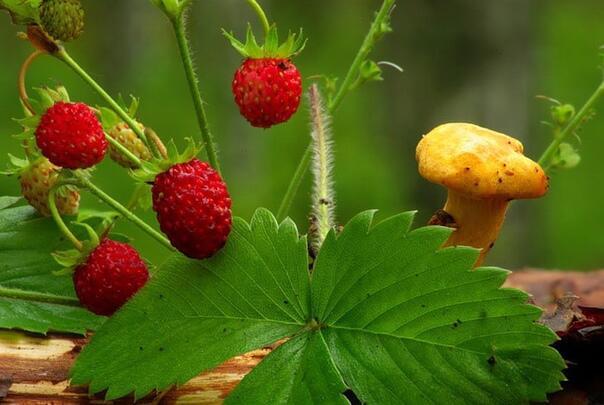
[0,197,103,334]
[71,209,564,403]
[551,142,581,170]
[0,0,40,24]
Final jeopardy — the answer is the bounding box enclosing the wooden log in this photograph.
[1,269,603,404]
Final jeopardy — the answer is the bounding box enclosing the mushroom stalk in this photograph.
[441,191,509,267]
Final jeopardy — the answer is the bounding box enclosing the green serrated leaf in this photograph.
[226,331,348,405]
[0,202,104,334]
[71,209,564,403]
[71,208,310,400]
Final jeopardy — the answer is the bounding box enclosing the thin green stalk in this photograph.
[276,0,394,221]
[104,132,142,168]
[75,174,174,251]
[54,49,151,150]
[171,17,221,173]
[0,286,80,306]
[276,144,312,221]
[245,0,271,37]
[328,0,395,112]
[49,185,83,251]
[538,80,604,170]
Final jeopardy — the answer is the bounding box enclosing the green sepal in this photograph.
[223,24,306,59]
[0,0,41,25]
[551,103,575,127]
[98,107,122,132]
[0,153,30,175]
[130,138,200,183]
[149,0,191,19]
[12,86,71,141]
[52,222,99,274]
[77,209,120,224]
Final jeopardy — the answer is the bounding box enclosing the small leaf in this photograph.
[552,142,581,169]
[77,208,120,224]
[0,202,104,334]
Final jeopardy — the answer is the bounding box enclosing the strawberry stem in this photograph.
[171,17,222,174]
[538,79,604,172]
[0,286,81,306]
[276,0,395,221]
[75,173,175,252]
[53,49,157,157]
[103,131,143,168]
[245,0,271,38]
[18,50,43,116]
[49,184,84,251]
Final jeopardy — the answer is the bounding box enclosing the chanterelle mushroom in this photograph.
[416,123,548,266]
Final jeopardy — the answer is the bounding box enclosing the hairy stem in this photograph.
[75,174,174,251]
[18,50,44,115]
[276,0,395,220]
[309,84,335,248]
[54,49,152,150]
[245,0,271,37]
[49,184,83,251]
[0,286,81,306]
[172,16,221,173]
[538,80,604,171]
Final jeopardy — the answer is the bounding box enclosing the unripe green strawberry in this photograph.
[19,157,80,217]
[39,0,85,43]
[108,123,152,169]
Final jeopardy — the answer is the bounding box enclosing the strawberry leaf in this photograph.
[71,209,564,402]
[0,199,104,334]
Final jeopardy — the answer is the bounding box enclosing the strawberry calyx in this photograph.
[223,24,306,59]
[13,86,71,142]
[130,138,201,183]
[52,221,100,274]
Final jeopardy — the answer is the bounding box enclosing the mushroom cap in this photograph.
[416,123,548,200]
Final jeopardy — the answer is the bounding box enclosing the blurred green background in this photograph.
[1,0,603,270]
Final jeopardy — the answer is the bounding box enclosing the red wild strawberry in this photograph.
[233,58,302,128]
[224,25,306,128]
[152,159,232,259]
[35,102,107,169]
[73,239,149,316]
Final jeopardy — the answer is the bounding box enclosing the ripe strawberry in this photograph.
[73,239,149,316]
[108,122,152,169]
[39,0,85,43]
[19,157,80,216]
[224,25,306,128]
[152,159,232,259]
[35,102,107,169]
[233,58,302,128]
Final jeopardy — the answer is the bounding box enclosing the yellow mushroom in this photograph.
[416,123,549,267]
